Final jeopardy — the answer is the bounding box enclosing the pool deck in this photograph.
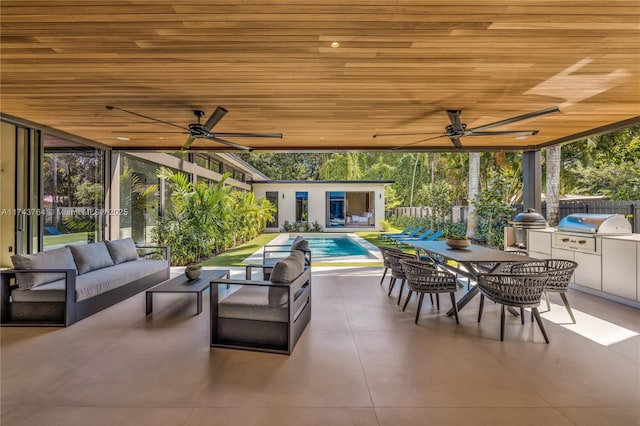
[243,233,382,264]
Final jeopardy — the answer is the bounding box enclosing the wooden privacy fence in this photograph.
[388,200,640,233]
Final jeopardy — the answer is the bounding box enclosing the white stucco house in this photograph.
[252,180,394,232]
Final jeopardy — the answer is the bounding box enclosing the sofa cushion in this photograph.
[70,242,114,274]
[105,238,139,264]
[11,246,77,290]
[268,250,305,306]
[219,286,288,322]
[13,259,169,302]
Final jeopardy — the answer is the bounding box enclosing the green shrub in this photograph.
[152,169,274,265]
[379,220,392,232]
[309,221,323,232]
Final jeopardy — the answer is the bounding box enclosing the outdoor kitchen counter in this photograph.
[527,229,640,308]
[601,233,640,242]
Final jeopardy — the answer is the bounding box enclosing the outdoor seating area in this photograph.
[1,239,170,326]
[1,265,638,425]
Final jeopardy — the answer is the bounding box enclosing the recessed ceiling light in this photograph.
[116,136,130,141]
[331,42,340,48]
[515,135,528,140]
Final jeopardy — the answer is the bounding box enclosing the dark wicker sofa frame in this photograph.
[0,245,170,327]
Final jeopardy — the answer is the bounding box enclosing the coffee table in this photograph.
[146,269,230,315]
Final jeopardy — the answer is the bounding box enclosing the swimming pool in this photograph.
[286,235,370,258]
[275,233,381,262]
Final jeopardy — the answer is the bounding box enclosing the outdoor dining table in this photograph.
[406,240,539,316]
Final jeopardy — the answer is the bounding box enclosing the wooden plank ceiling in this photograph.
[1,1,639,152]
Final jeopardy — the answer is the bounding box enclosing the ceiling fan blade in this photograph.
[111,130,188,134]
[374,131,443,138]
[392,134,447,150]
[106,105,190,131]
[182,135,196,150]
[203,107,228,132]
[212,132,283,138]
[469,106,560,132]
[446,110,464,133]
[206,136,254,151]
[449,136,462,149]
[466,130,539,137]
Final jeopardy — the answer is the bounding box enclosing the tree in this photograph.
[560,125,640,199]
[466,153,481,239]
[318,153,362,180]
[471,172,514,248]
[545,145,561,225]
[236,152,328,180]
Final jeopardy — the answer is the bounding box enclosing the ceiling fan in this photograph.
[106,105,283,151]
[373,106,560,149]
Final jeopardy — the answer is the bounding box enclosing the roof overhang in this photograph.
[1,2,639,152]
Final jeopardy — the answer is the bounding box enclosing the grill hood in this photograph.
[557,213,632,235]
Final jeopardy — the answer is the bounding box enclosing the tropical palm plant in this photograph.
[152,168,274,265]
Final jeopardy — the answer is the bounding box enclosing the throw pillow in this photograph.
[11,246,77,290]
[105,238,139,264]
[70,242,115,274]
[291,237,309,252]
[268,250,306,306]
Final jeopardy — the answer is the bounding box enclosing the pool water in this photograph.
[286,236,372,258]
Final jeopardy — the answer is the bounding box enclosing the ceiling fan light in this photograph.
[331,42,340,48]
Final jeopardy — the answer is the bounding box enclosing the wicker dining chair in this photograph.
[477,271,550,343]
[511,259,578,324]
[400,259,459,325]
[505,261,547,324]
[379,246,405,286]
[385,250,417,305]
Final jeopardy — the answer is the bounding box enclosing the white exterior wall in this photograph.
[253,182,388,231]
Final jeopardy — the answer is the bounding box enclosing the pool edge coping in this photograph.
[242,232,382,265]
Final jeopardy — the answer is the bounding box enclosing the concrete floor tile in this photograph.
[184,407,379,426]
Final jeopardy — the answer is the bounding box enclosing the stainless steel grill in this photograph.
[554,213,632,254]
[557,213,632,235]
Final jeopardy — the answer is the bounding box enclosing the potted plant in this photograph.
[185,263,202,280]
[445,232,471,249]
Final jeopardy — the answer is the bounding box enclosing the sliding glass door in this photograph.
[43,135,106,250]
[326,192,345,227]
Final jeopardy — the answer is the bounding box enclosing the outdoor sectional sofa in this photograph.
[1,238,170,326]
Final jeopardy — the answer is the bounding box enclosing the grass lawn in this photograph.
[43,232,90,249]
[201,233,279,267]
[355,230,416,255]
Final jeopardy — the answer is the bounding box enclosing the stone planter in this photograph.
[185,268,202,280]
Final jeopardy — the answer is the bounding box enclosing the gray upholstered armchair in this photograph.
[210,250,311,355]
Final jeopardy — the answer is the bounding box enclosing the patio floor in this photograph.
[1,266,639,426]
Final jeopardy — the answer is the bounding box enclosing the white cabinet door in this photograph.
[528,251,551,260]
[528,231,552,255]
[602,239,637,301]
[551,248,575,261]
[574,252,602,290]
